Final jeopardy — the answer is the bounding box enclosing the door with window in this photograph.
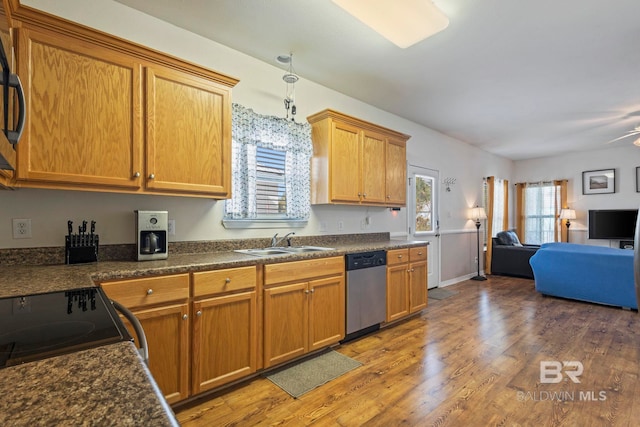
[407,165,439,289]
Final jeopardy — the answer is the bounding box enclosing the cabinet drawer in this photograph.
[410,246,427,262]
[192,266,257,298]
[264,256,344,286]
[101,274,189,309]
[387,249,409,266]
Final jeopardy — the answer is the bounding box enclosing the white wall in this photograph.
[514,144,640,246]
[1,0,514,282]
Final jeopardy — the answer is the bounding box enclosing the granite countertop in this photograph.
[0,238,427,298]
[0,341,179,427]
[0,236,427,426]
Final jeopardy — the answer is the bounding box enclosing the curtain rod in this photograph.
[514,179,568,185]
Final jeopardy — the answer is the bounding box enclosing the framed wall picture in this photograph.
[636,167,640,193]
[582,168,615,195]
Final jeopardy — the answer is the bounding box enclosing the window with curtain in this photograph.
[515,180,567,244]
[484,176,509,275]
[224,104,312,225]
[491,178,506,237]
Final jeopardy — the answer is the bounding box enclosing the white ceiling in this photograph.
[115,0,640,160]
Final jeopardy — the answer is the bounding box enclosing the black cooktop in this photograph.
[0,287,131,369]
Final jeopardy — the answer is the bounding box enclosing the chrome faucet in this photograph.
[271,232,295,247]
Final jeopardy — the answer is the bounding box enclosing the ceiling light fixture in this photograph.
[279,53,298,121]
[332,0,449,48]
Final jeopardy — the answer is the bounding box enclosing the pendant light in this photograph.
[277,53,299,121]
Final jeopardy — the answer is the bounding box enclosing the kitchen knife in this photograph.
[67,220,73,245]
[90,220,96,246]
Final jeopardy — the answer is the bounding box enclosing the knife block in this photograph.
[65,235,99,264]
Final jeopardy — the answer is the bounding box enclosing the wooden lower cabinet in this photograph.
[101,274,190,404]
[191,266,258,394]
[191,291,257,394]
[386,262,410,322]
[124,303,190,404]
[263,257,345,368]
[386,246,428,322]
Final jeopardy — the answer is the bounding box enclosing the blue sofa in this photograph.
[529,242,637,309]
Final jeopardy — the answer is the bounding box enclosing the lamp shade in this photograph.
[469,206,487,221]
[559,208,576,220]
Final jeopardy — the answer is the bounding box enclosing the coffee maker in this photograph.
[135,210,168,261]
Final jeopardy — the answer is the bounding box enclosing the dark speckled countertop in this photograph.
[0,239,427,298]
[0,342,178,427]
[0,236,426,426]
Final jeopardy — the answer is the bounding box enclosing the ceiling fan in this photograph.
[607,125,640,146]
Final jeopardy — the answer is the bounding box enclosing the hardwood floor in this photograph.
[175,276,640,426]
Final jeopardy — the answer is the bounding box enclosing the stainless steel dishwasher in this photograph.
[343,250,387,342]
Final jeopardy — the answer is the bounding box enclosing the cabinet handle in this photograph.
[133,171,140,178]
[363,193,367,198]
[148,173,155,180]
[196,310,202,317]
[411,268,415,272]
[398,255,403,259]
[182,314,188,320]
[358,192,362,197]
[418,251,423,255]
[305,290,309,294]
[310,288,315,293]
[225,278,231,284]
[387,195,391,199]
[146,289,153,295]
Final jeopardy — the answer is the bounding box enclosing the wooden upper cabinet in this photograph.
[5,6,238,197]
[329,121,360,203]
[15,26,143,188]
[145,66,231,197]
[308,109,410,207]
[386,137,407,206]
[361,130,386,204]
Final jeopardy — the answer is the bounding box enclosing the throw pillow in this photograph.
[496,230,523,246]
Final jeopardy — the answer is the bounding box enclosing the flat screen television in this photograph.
[588,209,638,240]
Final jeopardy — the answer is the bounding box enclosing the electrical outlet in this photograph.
[474,256,478,263]
[319,221,327,232]
[13,218,32,239]
[168,219,176,236]
[338,221,344,231]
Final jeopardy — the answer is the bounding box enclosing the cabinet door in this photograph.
[15,27,143,188]
[361,130,386,204]
[146,66,231,197]
[123,303,190,404]
[386,137,407,206]
[263,282,308,368]
[330,121,361,203]
[192,291,257,394]
[409,261,428,313]
[308,275,345,351]
[386,264,409,322]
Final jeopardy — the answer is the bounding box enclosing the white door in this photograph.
[408,165,440,289]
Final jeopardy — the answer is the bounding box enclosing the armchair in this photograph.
[490,231,539,279]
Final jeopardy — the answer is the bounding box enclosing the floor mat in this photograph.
[428,287,459,300]
[265,350,362,398]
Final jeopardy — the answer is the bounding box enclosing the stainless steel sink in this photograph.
[281,246,335,253]
[234,248,291,256]
[234,246,335,256]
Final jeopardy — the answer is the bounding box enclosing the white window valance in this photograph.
[225,104,312,221]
